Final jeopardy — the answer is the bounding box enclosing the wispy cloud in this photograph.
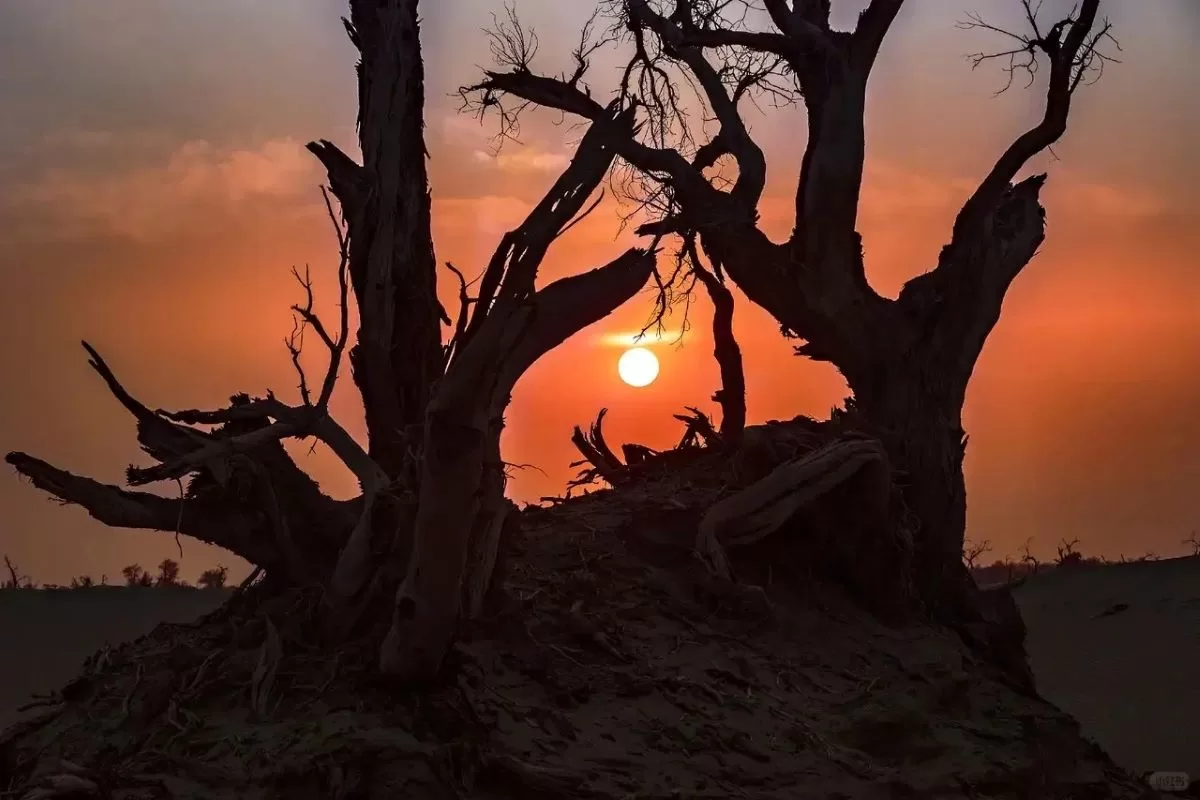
[594,328,687,348]
[432,195,534,237]
[10,136,320,241]
[1050,172,1169,218]
[471,147,570,173]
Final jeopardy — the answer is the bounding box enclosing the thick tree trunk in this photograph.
[310,0,443,486]
[852,373,974,621]
[381,249,654,679]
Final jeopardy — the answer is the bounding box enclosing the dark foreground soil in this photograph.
[0,587,230,732]
[0,428,1166,799]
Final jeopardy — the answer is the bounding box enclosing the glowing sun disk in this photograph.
[618,346,659,387]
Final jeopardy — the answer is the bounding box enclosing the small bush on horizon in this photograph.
[197,565,229,590]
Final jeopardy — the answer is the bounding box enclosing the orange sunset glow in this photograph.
[0,0,1197,586]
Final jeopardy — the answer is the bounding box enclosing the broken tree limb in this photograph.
[2,452,280,568]
[674,407,721,450]
[137,396,387,496]
[695,437,890,581]
[80,341,213,465]
[569,408,626,487]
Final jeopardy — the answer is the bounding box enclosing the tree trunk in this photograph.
[852,371,975,622]
[309,0,443,486]
[381,248,655,679]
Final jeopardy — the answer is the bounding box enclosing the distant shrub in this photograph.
[122,564,148,586]
[155,558,182,587]
[197,565,229,590]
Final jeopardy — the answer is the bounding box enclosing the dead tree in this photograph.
[5,0,653,681]
[963,538,993,571]
[465,0,1116,624]
[2,555,29,589]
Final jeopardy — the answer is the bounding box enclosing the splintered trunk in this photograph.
[309,0,442,486]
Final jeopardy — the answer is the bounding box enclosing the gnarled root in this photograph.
[696,436,913,615]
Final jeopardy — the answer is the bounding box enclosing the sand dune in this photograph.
[3,560,1197,785]
[1014,555,1200,781]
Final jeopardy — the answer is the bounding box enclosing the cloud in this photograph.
[594,328,687,348]
[471,147,571,173]
[1050,175,1168,218]
[438,110,572,174]
[34,130,122,151]
[433,195,534,237]
[11,137,320,241]
[858,161,976,217]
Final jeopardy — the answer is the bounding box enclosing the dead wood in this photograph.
[674,407,722,450]
[377,106,654,680]
[686,235,745,441]
[465,0,1116,629]
[569,408,627,488]
[5,4,653,682]
[696,437,890,581]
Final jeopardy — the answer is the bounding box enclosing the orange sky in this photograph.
[0,1,1197,585]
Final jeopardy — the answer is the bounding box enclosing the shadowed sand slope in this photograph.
[0,587,227,728]
[2,554,1194,795]
[1015,556,1200,779]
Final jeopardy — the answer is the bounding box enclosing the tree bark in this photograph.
[689,244,745,442]
[310,0,443,486]
[380,249,654,679]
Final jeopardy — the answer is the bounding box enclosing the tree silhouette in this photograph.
[962,538,993,571]
[155,558,182,587]
[464,0,1116,624]
[197,565,229,590]
[4,0,654,680]
[2,554,30,589]
[120,564,144,586]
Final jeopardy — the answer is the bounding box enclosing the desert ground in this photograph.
[2,556,1197,786]
[1014,555,1200,780]
[0,587,228,728]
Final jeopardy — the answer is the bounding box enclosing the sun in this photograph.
[617,346,659,388]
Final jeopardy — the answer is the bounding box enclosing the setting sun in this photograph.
[617,346,659,388]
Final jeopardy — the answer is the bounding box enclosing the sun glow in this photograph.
[617,346,659,388]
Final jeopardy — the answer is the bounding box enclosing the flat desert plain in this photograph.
[2,558,1197,781]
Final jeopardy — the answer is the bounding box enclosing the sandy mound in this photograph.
[1,485,1159,799]
[1015,556,1200,781]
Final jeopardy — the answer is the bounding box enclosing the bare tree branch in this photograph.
[452,103,640,364]
[3,451,274,567]
[284,186,353,410]
[952,0,1116,241]
[151,395,386,496]
[624,0,767,206]
[684,234,745,439]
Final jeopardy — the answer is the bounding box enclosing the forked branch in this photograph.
[953,0,1116,240]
